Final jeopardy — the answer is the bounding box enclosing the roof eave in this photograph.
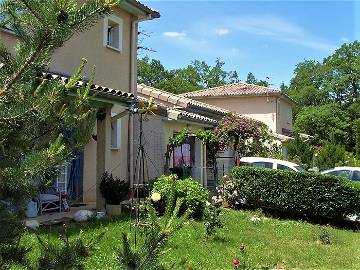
[121,0,160,19]
[189,92,296,106]
[176,115,216,127]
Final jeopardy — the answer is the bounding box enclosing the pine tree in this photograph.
[118,180,191,270]
[0,0,116,267]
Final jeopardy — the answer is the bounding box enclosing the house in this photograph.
[181,82,295,137]
[0,0,160,210]
[180,82,295,156]
[136,84,236,189]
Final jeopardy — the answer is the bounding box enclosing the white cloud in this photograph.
[215,28,230,36]
[340,37,349,43]
[222,15,337,52]
[162,31,187,38]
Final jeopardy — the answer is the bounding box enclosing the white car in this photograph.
[239,157,305,172]
[321,167,360,181]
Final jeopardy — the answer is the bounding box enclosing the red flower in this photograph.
[233,258,240,268]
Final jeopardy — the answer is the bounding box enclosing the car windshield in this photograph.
[294,166,305,172]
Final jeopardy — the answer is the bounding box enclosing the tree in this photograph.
[294,103,350,146]
[245,72,269,87]
[315,141,347,170]
[323,41,360,104]
[286,60,327,112]
[156,65,202,94]
[137,56,168,86]
[245,72,257,85]
[137,57,240,93]
[286,134,314,169]
[0,0,114,267]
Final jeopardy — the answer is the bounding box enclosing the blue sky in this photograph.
[140,0,359,87]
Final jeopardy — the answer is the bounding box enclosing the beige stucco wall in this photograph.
[192,96,293,134]
[0,28,18,53]
[83,104,129,204]
[1,8,134,91]
[193,96,278,132]
[277,98,293,134]
[50,7,134,91]
[133,114,207,184]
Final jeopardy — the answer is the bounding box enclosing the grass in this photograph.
[14,209,360,269]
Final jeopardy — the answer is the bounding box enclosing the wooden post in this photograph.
[96,107,111,210]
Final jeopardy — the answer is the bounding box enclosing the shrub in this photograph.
[315,141,347,170]
[151,174,208,218]
[99,172,129,205]
[219,166,360,220]
[37,224,106,270]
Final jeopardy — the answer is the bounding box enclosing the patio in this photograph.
[25,203,96,226]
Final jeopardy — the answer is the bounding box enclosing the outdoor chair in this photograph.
[37,187,62,215]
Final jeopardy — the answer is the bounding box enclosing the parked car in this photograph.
[321,167,360,181]
[239,157,305,172]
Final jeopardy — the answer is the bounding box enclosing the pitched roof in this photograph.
[42,73,135,102]
[124,0,160,18]
[137,88,218,126]
[168,109,217,125]
[180,82,295,104]
[137,84,229,115]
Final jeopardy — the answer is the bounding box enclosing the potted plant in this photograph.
[99,172,129,216]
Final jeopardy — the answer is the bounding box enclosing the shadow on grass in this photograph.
[234,204,360,232]
[34,213,132,238]
[212,235,228,243]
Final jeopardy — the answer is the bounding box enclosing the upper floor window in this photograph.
[103,15,123,52]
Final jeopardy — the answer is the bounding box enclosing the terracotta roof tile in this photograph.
[180,82,294,103]
[42,73,135,100]
[170,109,217,125]
[137,84,229,114]
[126,0,160,18]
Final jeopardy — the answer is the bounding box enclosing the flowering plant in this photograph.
[215,113,280,158]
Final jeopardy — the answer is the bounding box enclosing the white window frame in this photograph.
[111,113,122,150]
[103,15,123,52]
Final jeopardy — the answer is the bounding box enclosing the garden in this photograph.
[6,170,360,270]
[2,0,360,269]
[13,208,360,270]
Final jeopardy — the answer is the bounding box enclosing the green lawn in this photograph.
[16,209,360,269]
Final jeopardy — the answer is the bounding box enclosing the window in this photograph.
[240,162,252,167]
[252,162,273,169]
[111,116,121,149]
[173,144,191,167]
[277,164,293,171]
[103,15,123,51]
[327,170,351,179]
[352,170,360,181]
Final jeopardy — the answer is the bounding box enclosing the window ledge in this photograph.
[106,45,121,53]
[110,147,120,151]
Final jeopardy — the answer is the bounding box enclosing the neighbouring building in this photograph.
[181,82,295,137]
[181,82,295,156]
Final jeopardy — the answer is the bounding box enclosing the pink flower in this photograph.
[233,258,240,269]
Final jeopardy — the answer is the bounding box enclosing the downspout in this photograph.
[128,14,152,186]
[275,97,280,133]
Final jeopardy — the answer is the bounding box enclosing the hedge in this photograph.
[151,174,208,218]
[219,166,360,219]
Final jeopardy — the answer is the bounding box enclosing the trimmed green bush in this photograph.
[151,174,208,218]
[219,166,360,219]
